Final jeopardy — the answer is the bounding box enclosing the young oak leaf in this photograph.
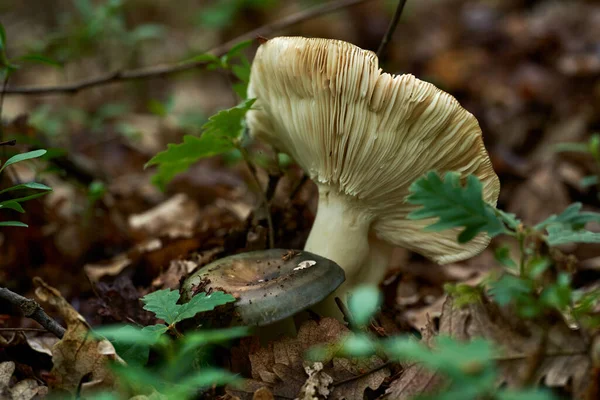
[141,289,235,325]
[406,171,506,243]
[145,98,255,190]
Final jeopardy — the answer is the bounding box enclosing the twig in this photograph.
[376,0,408,59]
[0,327,48,333]
[0,287,66,339]
[0,139,16,146]
[239,146,275,249]
[1,0,375,96]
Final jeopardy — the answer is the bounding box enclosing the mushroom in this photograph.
[246,37,500,317]
[181,249,345,337]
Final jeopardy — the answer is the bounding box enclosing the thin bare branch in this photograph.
[376,0,408,59]
[0,286,66,339]
[1,0,375,96]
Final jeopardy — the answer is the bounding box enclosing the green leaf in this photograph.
[172,368,240,395]
[488,274,533,307]
[146,99,255,190]
[0,221,28,227]
[554,142,591,154]
[0,182,52,195]
[495,209,521,231]
[498,389,558,400]
[0,200,25,213]
[545,226,600,246]
[494,246,517,270]
[385,336,496,382]
[93,324,167,366]
[5,190,51,204]
[525,257,551,279]
[406,171,505,243]
[347,285,382,327]
[17,54,63,68]
[141,289,182,325]
[0,149,47,174]
[141,289,235,325]
[339,333,378,358]
[535,202,600,231]
[580,175,598,188]
[226,40,253,59]
[175,291,236,323]
[540,273,572,310]
[180,327,249,354]
[186,53,221,66]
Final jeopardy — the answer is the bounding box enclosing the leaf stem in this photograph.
[238,146,275,249]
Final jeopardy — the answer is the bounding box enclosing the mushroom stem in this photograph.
[310,238,393,320]
[304,186,373,318]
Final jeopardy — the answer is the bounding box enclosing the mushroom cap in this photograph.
[180,249,345,326]
[247,37,500,264]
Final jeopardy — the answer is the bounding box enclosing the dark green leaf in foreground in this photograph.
[146,98,255,189]
[141,289,236,325]
[406,171,505,243]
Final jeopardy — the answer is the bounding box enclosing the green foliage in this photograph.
[407,170,600,326]
[93,287,246,399]
[311,286,556,400]
[347,285,382,327]
[146,98,255,189]
[25,0,164,65]
[186,41,253,100]
[94,323,247,399]
[141,289,235,326]
[195,0,278,30]
[0,150,52,228]
[406,171,507,242]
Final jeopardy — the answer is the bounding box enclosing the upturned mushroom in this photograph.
[246,37,500,317]
[181,249,344,337]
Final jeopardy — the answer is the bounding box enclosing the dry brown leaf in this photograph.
[383,319,444,400]
[25,334,59,357]
[33,277,121,397]
[0,361,48,400]
[229,318,390,400]
[508,166,571,226]
[128,193,200,239]
[439,297,590,397]
[386,296,591,399]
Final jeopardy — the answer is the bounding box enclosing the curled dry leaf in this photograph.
[33,277,122,397]
[227,318,389,400]
[0,361,48,400]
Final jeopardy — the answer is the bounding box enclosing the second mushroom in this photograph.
[246,37,500,318]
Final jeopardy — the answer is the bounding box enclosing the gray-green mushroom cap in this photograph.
[181,249,345,326]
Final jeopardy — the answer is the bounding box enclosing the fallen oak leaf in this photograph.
[228,318,390,400]
[0,361,48,400]
[33,277,122,397]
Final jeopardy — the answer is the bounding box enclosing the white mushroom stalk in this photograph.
[247,37,500,319]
